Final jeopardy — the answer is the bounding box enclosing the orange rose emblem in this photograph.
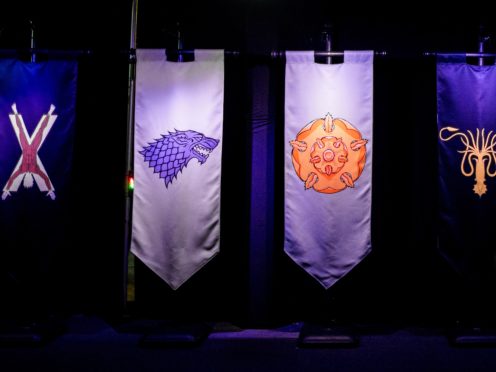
[290,113,368,194]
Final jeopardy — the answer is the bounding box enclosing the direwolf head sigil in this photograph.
[140,129,219,187]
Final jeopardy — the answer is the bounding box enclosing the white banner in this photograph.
[285,51,373,288]
[132,49,224,289]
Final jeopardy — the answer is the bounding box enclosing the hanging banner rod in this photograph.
[164,49,387,57]
[0,49,92,57]
[273,50,387,58]
[424,52,496,58]
[162,49,387,60]
[0,49,387,59]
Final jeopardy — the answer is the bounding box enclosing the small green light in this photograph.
[128,176,135,191]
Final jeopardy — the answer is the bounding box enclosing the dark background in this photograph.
[1,1,495,327]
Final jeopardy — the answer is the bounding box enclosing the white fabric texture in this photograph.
[284,51,373,288]
[132,49,224,289]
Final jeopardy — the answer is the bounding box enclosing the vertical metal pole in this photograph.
[479,37,485,67]
[318,24,333,65]
[324,30,332,65]
[123,0,138,311]
[176,22,184,63]
[29,20,36,63]
[478,24,490,67]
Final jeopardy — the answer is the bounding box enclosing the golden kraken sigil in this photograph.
[290,113,368,194]
[439,126,496,197]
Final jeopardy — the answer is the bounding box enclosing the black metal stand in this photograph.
[298,321,358,347]
[115,318,211,347]
[139,321,211,347]
[297,24,359,348]
[451,31,496,347]
[448,324,496,346]
[119,10,210,347]
[0,318,64,346]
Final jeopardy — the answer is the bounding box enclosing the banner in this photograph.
[284,51,373,289]
[437,58,496,281]
[132,49,224,290]
[0,59,78,309]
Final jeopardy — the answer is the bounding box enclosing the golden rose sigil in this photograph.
[290,113,368,194]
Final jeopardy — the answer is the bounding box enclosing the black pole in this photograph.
[123,0,138,313]
[176,22,184,62]
[322,24,332,64]
[28,20,35,63]
[478,36,490,67]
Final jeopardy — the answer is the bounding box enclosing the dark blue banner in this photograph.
[437,59,496,283]
[0,59,77,315]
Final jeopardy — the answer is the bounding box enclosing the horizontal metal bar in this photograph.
[0,49,93,57]
[424,52,496,58]
[167,49,387,58]
[0,48,387,59]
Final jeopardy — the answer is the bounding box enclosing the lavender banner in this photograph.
[284,51,373,289]
[132,50,224,290]
[437,58,496,281]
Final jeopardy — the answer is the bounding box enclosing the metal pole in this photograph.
[479,38,484,67]
[176,22,184,62]
[123,0,138,311]
[323,29,332,64]
[317,24,333,64]
[479,36,490,67]
[29,20,35,63]
[424,52,496,58]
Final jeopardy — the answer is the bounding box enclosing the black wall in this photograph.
[1,1,495,325]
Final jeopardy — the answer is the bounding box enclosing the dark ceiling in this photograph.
[1,1,495,55]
